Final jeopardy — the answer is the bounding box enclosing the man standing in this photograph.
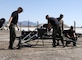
[56,14,64,46]
[57,14,64,33]
[8,7,23,49]
[46,15,60,47]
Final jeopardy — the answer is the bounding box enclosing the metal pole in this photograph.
[20,22,22,31]
[37,21,39,28]
[28,20,29,31]
[74,21,76,32]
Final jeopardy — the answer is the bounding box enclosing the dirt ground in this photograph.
[0,30,82,60]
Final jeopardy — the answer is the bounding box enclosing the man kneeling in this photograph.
[66,26,77,46]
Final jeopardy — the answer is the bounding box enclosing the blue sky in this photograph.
[0,0,82,27]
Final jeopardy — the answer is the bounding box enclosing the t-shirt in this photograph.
[11,11,18,25]
[48,17,59,26]
[63,30,75,37]
[68,29,75,37]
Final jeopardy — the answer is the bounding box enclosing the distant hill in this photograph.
[18,21,37,26]
[18,21,69,27]
[5,21,69,28]
[63,24,69,28]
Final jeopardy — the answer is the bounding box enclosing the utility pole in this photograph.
[20,22,22,31]
[37,21,39,27]
[74,21,76,32]
[28,20,29,31]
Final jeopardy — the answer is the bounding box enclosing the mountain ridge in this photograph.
[18,21,69,27]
